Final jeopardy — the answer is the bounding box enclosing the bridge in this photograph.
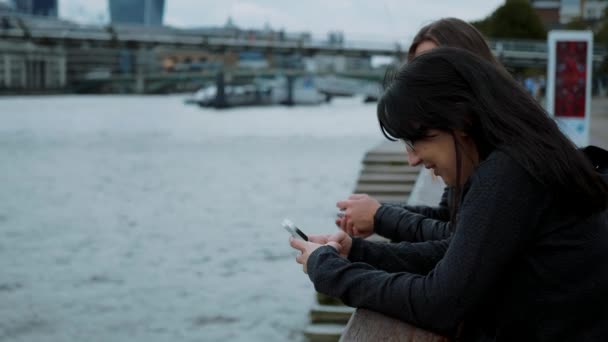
[1,13,607,93]
[0,14,403,57]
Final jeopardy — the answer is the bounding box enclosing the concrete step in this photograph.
[362,154,408,165]
[357,173,418,183]
[361,165,420,174]
[316,292,343,306]
[303,323,344,342]
[310,304,355,324]
[354,183,414,195]
[374,195,409,204]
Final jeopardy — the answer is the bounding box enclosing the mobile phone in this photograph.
[282,219,308,241]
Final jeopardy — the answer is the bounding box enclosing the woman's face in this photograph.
[406,129,478,186]
[406,39,478,185]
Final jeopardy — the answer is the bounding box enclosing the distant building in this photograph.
[529,0,608,27]
[529,0,561,28]
[13,0,57,17]
[109,0,165,26]
[581,0,608,21]
[559,0,582,23]
[0,1,14,13]
[0,40,66,90]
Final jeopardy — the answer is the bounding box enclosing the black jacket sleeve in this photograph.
[306,152,545,334]
[346,237,450,275]
[373,204,452,242]
[381,187,450,221]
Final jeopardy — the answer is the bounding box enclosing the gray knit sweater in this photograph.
[307,149,608,341]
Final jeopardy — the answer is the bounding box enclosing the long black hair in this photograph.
[378,47,607,218]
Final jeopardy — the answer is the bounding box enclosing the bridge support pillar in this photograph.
[3,55,10,88]
[283,74,295,106]
[213,70,227,109]
[135,72,145,94]
[135,47,147,94]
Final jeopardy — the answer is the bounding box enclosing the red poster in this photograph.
[554,41,587,118]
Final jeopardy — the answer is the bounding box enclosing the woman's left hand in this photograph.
[290,238,340,274]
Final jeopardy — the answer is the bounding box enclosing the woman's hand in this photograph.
[290,231,352,273]
[336,194,381,238]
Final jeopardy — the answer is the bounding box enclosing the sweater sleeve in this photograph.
[345,237,450,274]
[373,205,452,242]
[382,187,450,221]
[306,152,545,334]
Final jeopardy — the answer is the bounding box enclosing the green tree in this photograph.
[593,8,608,74]
[565,17,593,30]
[472,0,546,39]
[595,7,608,44]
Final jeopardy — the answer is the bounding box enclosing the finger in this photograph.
[329,230,347,242]
[336,200,351,209]
[349,194,366,200]
[346,220,355,236]
[335,218,342,228]
[340,216,348,232]
[290,237,307,252]
[308,234,327,244]
[295,252,304,264]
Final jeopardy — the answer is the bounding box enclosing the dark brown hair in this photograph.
[403,18,506,224]
[408,18,498,65]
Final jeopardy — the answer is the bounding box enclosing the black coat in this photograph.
[307,148,608,341]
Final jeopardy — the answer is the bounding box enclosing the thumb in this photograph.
[326,241,341,254]
[329,230,348,243]
[289,237,307,252]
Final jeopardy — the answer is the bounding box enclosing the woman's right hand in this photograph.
[335,194,381,238]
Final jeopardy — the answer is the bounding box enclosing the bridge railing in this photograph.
[490,38,608,56]
[340,309,449,342]
[3,13,608,60]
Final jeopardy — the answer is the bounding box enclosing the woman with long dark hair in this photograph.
[336,17,504,240]
[290,48,608,340]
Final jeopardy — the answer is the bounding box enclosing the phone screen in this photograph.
[282,219,308,241]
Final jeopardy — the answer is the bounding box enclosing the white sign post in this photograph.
[546,30,593,147]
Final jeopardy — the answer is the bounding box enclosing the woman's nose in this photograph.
[406,146,422,166]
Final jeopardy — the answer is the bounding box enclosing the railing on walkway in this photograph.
[340,309,449,342]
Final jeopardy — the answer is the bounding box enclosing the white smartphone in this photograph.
[282,218,308,241]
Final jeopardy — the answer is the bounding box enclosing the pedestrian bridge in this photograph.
[1,13,605,66]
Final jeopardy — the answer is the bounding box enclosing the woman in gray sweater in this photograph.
[290,48,608,341]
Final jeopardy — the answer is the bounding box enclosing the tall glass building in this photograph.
[109,0,165,26]
[13,0,58,17]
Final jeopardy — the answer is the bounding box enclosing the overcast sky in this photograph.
[56,0,504,43]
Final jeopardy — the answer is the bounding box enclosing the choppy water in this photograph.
[0,95,384,342]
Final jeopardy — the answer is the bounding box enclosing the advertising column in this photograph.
[546,31,593,147]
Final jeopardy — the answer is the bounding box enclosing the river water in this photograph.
[0,95,385,342]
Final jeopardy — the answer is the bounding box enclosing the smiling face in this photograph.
[405,129,479,186]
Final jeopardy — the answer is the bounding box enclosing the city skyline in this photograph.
[54,0,503,42]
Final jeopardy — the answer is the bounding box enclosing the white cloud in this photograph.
[227,2,292,29]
